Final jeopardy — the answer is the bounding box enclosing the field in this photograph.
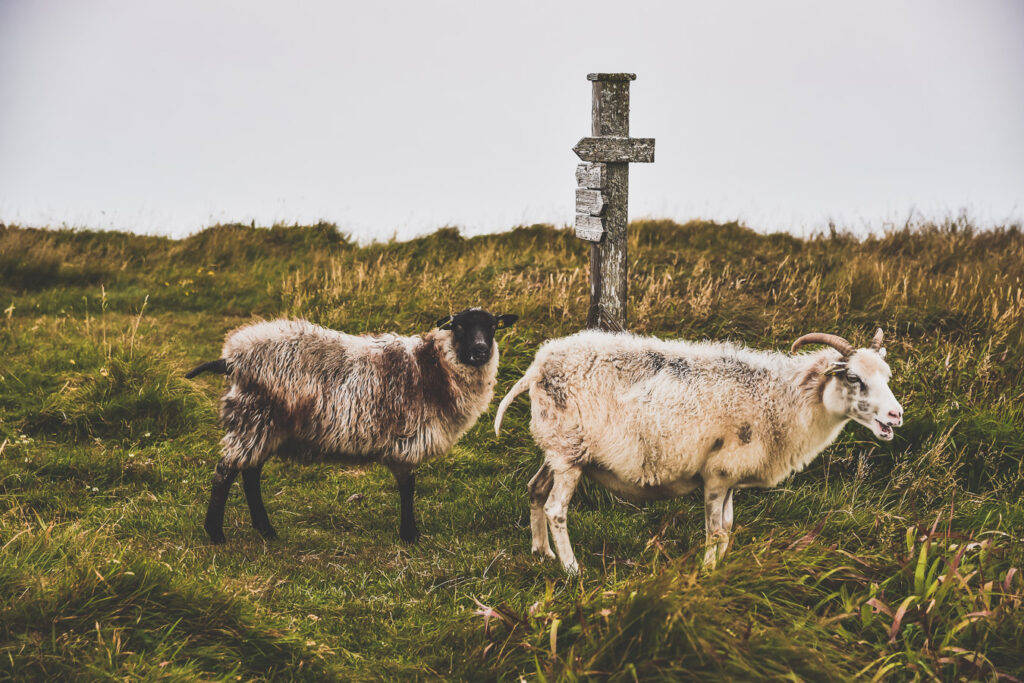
[1,218,1022,681]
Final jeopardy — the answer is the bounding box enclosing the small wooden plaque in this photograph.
[576,188,605,216]
[575,214,605,242]
[575,163,606,189]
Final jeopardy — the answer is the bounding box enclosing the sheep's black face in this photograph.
[436,309,518,367]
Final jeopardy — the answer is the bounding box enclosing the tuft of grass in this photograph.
[1,217,1022,679]
[0,520,330,680]
[442,512,1024,681]
[0,305,213,445]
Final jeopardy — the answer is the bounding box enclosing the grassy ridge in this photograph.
[0,219,1022,680]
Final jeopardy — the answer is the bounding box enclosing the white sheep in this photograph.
[188,308,517,544]
[494,329,902,574]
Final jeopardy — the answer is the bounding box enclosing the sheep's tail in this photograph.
[185,358,230,379]
[494,365,539,436]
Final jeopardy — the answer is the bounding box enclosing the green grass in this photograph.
[0,218,1022,680]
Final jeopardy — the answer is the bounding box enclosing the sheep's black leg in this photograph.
[204,457,239,544]
[242,465,277,540]
[393,469,419,543]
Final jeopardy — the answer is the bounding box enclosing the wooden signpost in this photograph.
[574,73,655,330]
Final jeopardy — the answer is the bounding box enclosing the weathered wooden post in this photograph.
[574,73,655,330]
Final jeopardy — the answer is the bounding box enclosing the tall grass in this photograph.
[0,218,1021,680]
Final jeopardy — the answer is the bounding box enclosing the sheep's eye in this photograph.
[454,324,463,333]
[846,373,860,384]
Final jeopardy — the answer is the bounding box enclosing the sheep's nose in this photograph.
[888,409,903,424]
[471,343,488,357]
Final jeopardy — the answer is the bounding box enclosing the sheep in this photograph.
[493,328,903,574]
[187,308,518,545]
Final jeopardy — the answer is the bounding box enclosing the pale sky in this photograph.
[1,0,1022,240]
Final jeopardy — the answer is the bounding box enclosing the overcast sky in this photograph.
[1,0,1022,240]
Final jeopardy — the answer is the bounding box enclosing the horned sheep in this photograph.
[188,308,517,545]
[494,328,903,574]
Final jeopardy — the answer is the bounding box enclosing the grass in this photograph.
[0,217,1022,680]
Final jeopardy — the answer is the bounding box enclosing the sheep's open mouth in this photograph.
[875,419,894,440]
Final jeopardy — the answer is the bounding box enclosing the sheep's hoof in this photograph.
[702,535,729,572]
[702,550,720,573]
[206,530,227,545]
[562,561,580,576]
[532,546,556,560]
[256,525,278,541]
[400,527,420,544]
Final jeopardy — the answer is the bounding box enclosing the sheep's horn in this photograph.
[870,328,884,351]
[790,333,855,357]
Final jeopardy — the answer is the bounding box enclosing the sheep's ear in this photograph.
[495,314,518,329]
[436,315,454,330]
[877,347,887,359]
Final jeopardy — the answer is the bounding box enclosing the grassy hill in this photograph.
[0,219,1022,680]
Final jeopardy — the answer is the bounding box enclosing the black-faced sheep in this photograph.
[188,308,517,544]
[494,328,903,574]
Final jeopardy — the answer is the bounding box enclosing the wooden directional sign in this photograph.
[572,72,655,331]
[573,136,655,164]
[575,162,607,241]
[575,215,605,241]
[575,162,606,189]
[576,188,605,215]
